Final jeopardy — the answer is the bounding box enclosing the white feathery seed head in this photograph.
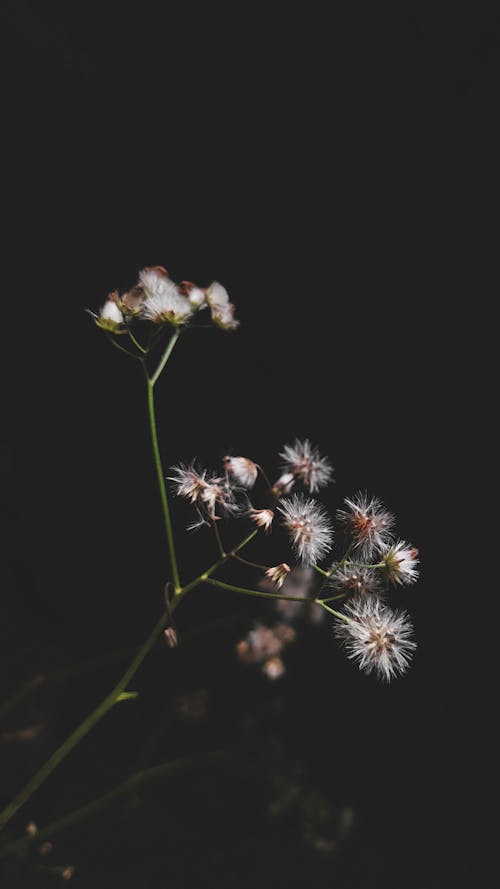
[380,540,419,585]
[139,267,192,325]
[279,439,334,493]
[337,492,395,559]
[334,596,416,681]
[278,494,334,565]
[224,456,259,488]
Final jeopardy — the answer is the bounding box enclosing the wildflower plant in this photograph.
[0,264,420,861]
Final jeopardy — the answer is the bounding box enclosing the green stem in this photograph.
[150,329,181,386]
[317,593,347,604]
[0,608,171,832]
[0,528,260,833]
[312,564,330,578]
[146,376,181,592]
[316,600,350,622]
[0,746,242,860]
[179,528,260,598]
[204,576,321,606]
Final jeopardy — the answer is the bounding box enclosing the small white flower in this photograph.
[249,508,275,532]
[334,596,416,681]
[264,563,291,589]
[139,267,192,325]
[279,439,334,493]
[379,541,419,586]
[224,456,259,488]
[278,494,334,565]
[206,281,239,330]
[337,492,395,559]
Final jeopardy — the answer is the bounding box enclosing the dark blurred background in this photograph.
[0,3,496,887]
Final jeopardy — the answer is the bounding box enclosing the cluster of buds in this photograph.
[89,266,238,333]
[170,440,420,681]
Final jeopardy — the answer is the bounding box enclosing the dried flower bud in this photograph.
[265,563,291,589]
[205,281,239,330]
[26,821,38,836]
[224,456,258,488]
[272,472,296,497]
[249,508,275,532]
[164,627,178,648]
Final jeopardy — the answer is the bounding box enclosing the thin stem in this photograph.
[0,528,260,831]
[211,520,226,557]
[179,527,260,598]
[0,608,171,832]
[316,600,350,622]
[312,564,330,578]
[146,377,181,592]
[204,576,320,606]
[232,553,270,570]
[105,334,142,360]
[317,593,347,604]
[327,541,356,576]
[126,326,147,354]
[150,329,181,386]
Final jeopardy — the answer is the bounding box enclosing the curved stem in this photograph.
[312,564,330,578]
[0,528,260,834]
[204,575,322,606]
[0,608,170,832]
[151,330,181,386]
[146,377,181,592]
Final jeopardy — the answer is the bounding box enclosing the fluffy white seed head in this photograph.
[278,494,334,565]
[337,492,395,559]
[279,439,334,493]
[380,541,419,585]
[139,267,192,325]
[335,596,416,681]
[224,456,258,488]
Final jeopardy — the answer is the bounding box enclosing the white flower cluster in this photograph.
[90,265,238,332]
[169,441,419,682]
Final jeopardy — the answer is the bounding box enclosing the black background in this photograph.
[1,3,496,887]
